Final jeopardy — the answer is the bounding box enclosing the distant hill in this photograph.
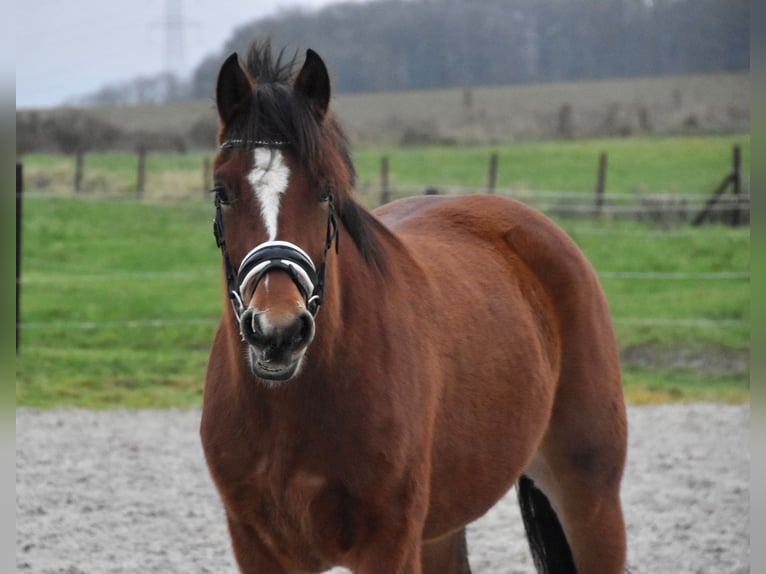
[17,72,750,154]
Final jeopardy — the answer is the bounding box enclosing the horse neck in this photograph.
[223,206,417,408]
[312,214,397,359]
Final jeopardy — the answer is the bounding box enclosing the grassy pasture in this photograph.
[16,134,750,408]
[23,151,209,197]
[16,193,749,409]
[16,199,219,409]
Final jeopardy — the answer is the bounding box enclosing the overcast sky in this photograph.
[16,0,367,109]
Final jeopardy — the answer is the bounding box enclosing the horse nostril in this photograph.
[290,311,315,350]
[239,309,314,352]
[239,309,266,347]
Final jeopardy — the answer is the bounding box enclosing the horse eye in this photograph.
[210,185,231,205]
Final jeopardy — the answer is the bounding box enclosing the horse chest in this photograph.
[212,448,362,567]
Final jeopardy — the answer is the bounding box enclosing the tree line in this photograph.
[75,0,748,106]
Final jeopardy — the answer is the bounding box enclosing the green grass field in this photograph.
[16,135,750,408]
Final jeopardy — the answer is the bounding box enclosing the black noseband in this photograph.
[231,241,319,320]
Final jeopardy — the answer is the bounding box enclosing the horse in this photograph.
[201,42,628,574]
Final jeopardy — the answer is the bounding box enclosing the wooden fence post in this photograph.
[203,156,212,196]
[692,144,741,227]
[731,144,742,226]
[692,173,734,226]
[487,152,499,194]
[74,149,85,193]
[136,146,147,199]
[16,162,23,354]
[595,152,608,216]
[380,156,390,205]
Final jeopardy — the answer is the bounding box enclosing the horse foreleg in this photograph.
[226,517,288,574]
[354,510,427,574]
[355,537,422,574]
[421,528,471,574]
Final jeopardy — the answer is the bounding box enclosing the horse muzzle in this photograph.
[239,306,315,381]
[229,240,321,382]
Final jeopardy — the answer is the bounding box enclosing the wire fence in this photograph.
[18,185,750,222]
[16,266,749,332]
[392,183,751,204]
[15,158,750,341]
[18,315,749,331]
[18,269,750,286]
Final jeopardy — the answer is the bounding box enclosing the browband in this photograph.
[220,139,290,150]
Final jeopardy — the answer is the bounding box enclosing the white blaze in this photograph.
[247,148,290,241]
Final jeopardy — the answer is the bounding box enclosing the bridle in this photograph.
[212,139,339,323]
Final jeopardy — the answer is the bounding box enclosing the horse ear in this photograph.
[294,49,330,118]
[216,52,252,123]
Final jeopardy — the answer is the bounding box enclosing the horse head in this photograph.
[211,45,353,383]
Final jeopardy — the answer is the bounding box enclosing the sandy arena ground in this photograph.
[16,404,749,573]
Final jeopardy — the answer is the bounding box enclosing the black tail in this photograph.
[456,527,472,574]
[517,474,577,574]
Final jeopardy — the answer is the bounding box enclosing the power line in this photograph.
[163,0,187,75]
[151,0,201,98]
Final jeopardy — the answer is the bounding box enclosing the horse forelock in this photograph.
[224,43,347,189]
[245,41,297,84]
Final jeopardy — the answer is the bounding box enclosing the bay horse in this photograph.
[201,42,628,574]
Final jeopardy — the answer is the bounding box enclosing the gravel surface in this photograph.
[16,404,749,573]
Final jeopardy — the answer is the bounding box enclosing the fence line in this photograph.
[388,183,750,203]
[15,151,751,350]
[21,270,219,285]
[531,203,750,215]
[19,193,746,216]
[20,268,749,286]
[18,188,751,204]
[17,162,23,354]
[17,191,211,202]
[597,271,749,280]
[612,317,748,327]
[562,226,748,238]
[18,315,747,331]
[20,318,221,330]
